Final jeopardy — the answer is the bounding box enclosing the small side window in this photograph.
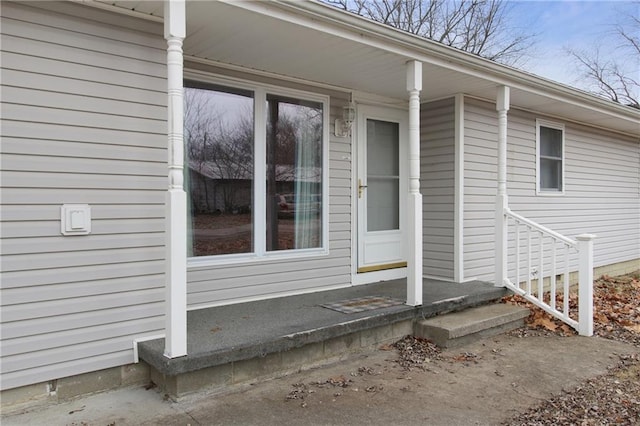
[536,120,564,194]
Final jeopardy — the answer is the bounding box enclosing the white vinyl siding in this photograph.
[0,2,166,390]
[462,99,498,279]
[183,63,352,308]
[420,98,455,280]
[463,98,640,282]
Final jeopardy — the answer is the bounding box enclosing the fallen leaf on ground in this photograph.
[503,271,640,345]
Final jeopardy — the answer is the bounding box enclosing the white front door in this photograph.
[357,105,407,274]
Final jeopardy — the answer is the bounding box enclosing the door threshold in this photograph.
[357,261,407,273]
[353,266,407,285]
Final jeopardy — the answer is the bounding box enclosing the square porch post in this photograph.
[495,86,510,287]
[406,60,423,306]
[164,0,187,358]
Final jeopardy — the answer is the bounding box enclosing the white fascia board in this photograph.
[226,0,639,127]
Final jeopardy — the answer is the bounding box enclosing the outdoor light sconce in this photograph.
[335,103,356,137]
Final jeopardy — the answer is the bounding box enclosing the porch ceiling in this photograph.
[104,0,639,136]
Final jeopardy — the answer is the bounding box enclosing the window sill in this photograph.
[536,189,565,196]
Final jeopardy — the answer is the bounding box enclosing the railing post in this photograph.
[577,234,596,337]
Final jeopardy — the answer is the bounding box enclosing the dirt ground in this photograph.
[3,273,639,426]
[4,334,635,426]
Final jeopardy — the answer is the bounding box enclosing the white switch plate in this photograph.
[61,204,91,235]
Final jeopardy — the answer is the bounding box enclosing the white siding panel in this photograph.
[2,152,165,175]
[2,275,163,305]
[1,188,164,205]
[1,219,164,238]
[2,172,165,190]
[2,247,165,273]
[420,98,456,280]
[2,86,166,120]
[1,261,165,290]
[2,68,166,107]
[1,51,166,92]
[2,121,164,149]
[188,256,351,286]
[188,274,350,307]
[2,234,164,255]
[0,2,166,390]
[0,351,138,392]
[463,98,640,282]
[2,103,166,135]
[2,288,164,322]
[0,16,164,65]
[2,317,162,358]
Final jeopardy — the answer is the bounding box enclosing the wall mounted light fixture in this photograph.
[335,103,356,137]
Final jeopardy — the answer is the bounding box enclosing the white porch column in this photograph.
[164,0,187,358]
[494,86,510,287]
[406,60,423,306]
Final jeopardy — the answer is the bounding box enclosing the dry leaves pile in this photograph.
[592,273,640,346]
[392,335,442,370]
[503,272,640,345]
[392,335,482,369]
[285,366,383,407]
[503,272,640,425]
[506,353,640,425]
[285,337,481,408]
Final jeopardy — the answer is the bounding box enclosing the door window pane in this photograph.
[367,177,399,231]
[184,83,254,256]
[266,94,323,251]
[367,120,399,175]
[366,119,399,232]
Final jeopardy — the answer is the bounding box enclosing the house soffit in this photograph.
[100,0,639,137]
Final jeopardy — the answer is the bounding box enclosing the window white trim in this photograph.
[184,71,330,267]
[536,119,565,196]
[254,87,267,257]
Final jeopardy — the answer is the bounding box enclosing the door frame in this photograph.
[352,103,409,285]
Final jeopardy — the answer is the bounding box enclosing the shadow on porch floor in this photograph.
[138,278,506,396]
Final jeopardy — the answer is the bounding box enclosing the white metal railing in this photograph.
[503,208,596,336]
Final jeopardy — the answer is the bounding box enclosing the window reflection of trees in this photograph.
[267,96,323,251]
[184,84,323,257]
[184,85,254,256]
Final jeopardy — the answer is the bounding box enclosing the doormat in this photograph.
[321,296,404,314]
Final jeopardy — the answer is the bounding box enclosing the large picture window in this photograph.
[536,120,564,194]
[184,79,325,259]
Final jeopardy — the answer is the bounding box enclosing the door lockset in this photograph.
[358,179,367,198]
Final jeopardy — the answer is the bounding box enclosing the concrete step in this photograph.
[414,303,530,348]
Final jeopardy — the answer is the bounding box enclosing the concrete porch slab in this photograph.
[138,278,507,396]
